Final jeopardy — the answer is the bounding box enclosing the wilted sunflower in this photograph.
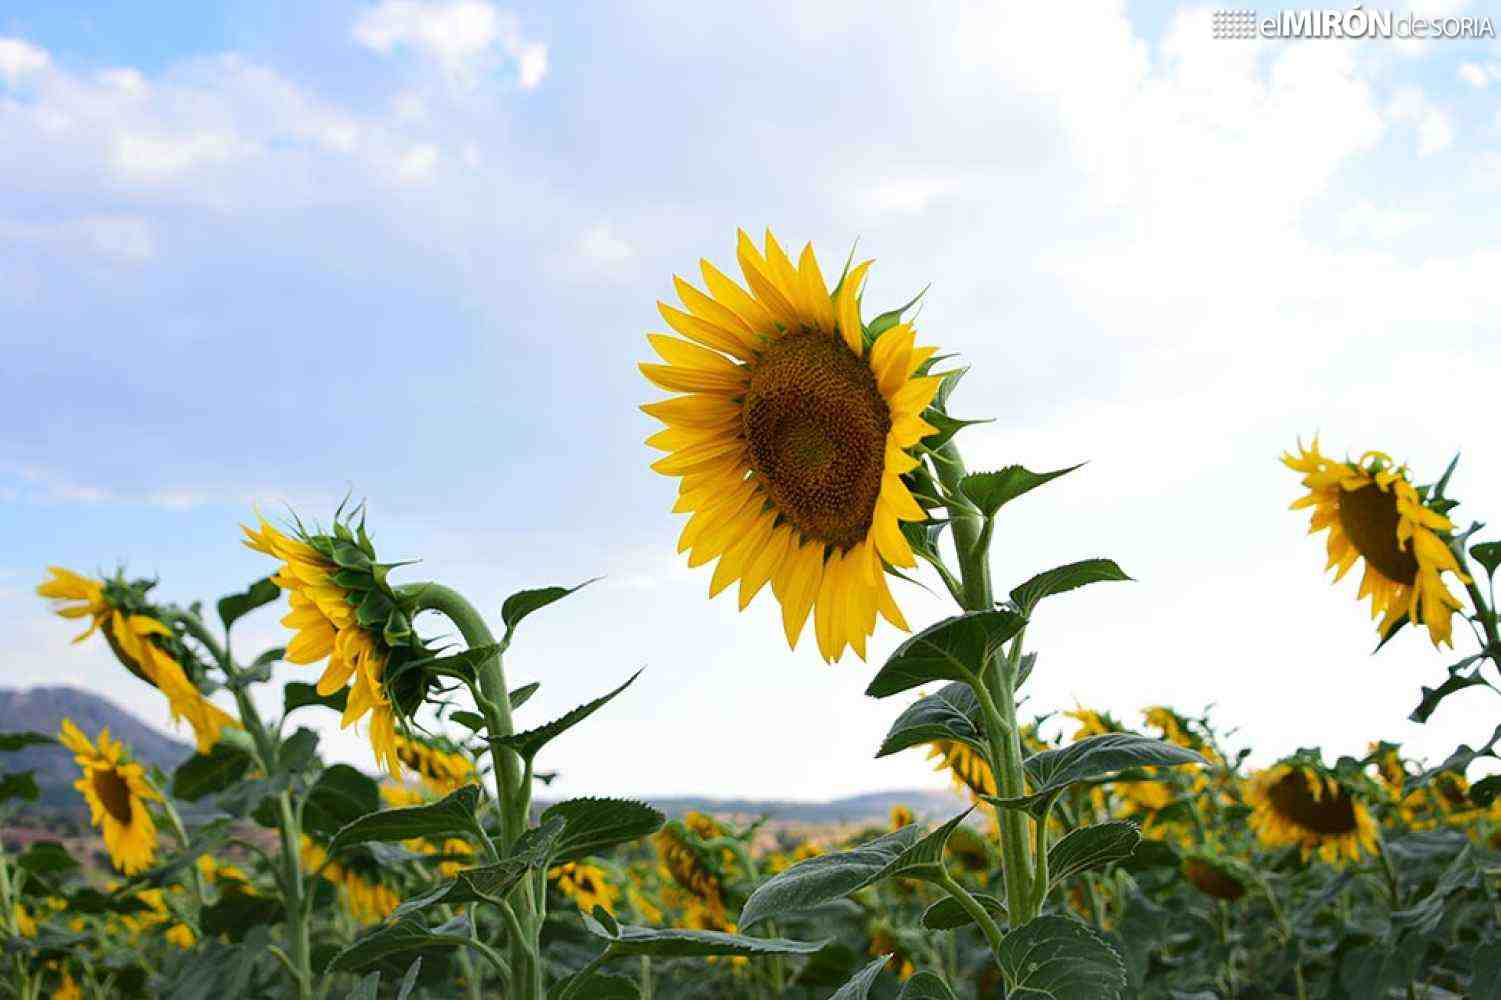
[640,229,944,663]
[1246,756,1379,863]
[551,862,621,915]
[927,739,996,799]
[1283,440,1467,647]
[243,510,431,778]
[58,720,159,875]
[39,568,237,753]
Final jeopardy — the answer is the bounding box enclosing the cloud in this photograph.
[352,1,547,89]
[1389,87,1454,156]
[0,37,49,85]
[1458,62,1490,87]
[395,141,441,182]
[556,222,638,285]
[112,130,257,180]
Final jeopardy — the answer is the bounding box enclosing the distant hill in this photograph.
[0,686,194,807]
[635,789,969,824]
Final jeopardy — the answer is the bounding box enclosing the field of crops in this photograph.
[4,232,1500,999]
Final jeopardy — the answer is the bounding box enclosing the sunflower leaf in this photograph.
[0,731,56,752]
[547,971,640,1000]
[876,682,987,758]
[1406,724,1501,794]
[509,681,541,710]
[985,735,1205,818]
[345,972,380,1000]
[15,841,77,874]
[302,764,381,840]
[283,681,349,716]
[390,816,566,919]
[1409,659,1491,724]
[898,971,960,1000]
[997,916,1126,999]
[172,742,255,802]
[959,464,1083,518]
[490,670,642,763]
[538,798,665,865]
[580,914,825,959]
[866,610,1026,698]
[325,917,463,973]
[828,956,891,1000]
[1471,541,1501,580]
[501,579,599,645]
[216,576,281,632]
[920,411,992,452]
[871,810,974,884]
[1008,559,1131,615]
[739,825,923,929]
[0,771,38,804]
[1469,774,1501,807]
[330,785,481,854]
[1047,823,1142,890]
[920,892,1007,931]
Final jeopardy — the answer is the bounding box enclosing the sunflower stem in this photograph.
[936,869,1005,955]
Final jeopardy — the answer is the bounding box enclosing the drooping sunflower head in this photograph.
[945,824,992,875]
[1246,752,1379,864]
[653,821,726,917]
[243,507,435,778]
[1142,706,1223,766]
[551,862,621,915]
[300,836,399,925]
[1283,439,1467,647]
[392,733,476,796]
[1065,706,1125,742]
[889,804,915,830]
[58,719,159,875]
[641,229,948,663]
[1180,853,1248,903]
[38,569,237,753]
[926,739,996,800]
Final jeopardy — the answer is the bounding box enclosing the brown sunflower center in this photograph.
[1182,858,1246,902]
[1338,484,1418,585]
[1267,770,1357,835]
[92,767,134,825]
[742,331,891,550]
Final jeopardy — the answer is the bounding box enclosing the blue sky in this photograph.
[3,2,1501,800]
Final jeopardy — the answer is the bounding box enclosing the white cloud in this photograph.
[559,222,637,284]
[395,141,441,181]
[112,129,256,180]
[353,1,546,89]
[0,37,49,85]
[1458,62,1489,87]
[1338,199,1430,242]
[1389,87,1454,156]
[855,176,960,217]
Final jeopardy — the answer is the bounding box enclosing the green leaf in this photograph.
[1472,941,1501,1000]
[1469,774,1501,807]
[217,577,281,631]
[741,813,970,929]
[491,670,642,763]
[15,841,78,874]
[201,886,282,941]
[866,610,1026,698]
[345,972,380,1000]
[303,762,384,840]
[866,286,928,342]
[920,892,1006,931]
[985,734,1205,817]
[898,971,959,1000]
[330,785,481,854]
[275,727,320,774]
[395,959,422,1000]
[829,956,890,1000]
[1409,657,1491,723]
[539,798,665,864]
[996,915,1126,999]
[283,682,348,716]
[0,731,55,752]
[1009,559,1130,615]
[1407,724,1501,794]
[509,681,540,710]
[547,972,639,1000]
[1047,823,1141,889]
[1471,542,1501,580]
[959,464,1083,518]
[326,917,461,973]
[391,816,565,918]
[172,743,255,802]
[0,770,38,804]
[501,580,597,643]
[397,643,504,686]
[876,683,986,759]
[920,411,991,452]
[1339,934,1427,997]
[581,914,824,960]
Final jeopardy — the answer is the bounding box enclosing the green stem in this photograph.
[936,870,1005,955]
[1453,543,1501,673]
[144,774,209,918]
[934,442,991,609]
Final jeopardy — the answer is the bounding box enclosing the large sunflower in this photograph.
[38,568,237,753]
[243,512,429,778]
[58,719,159,875]
[1283,440,1467,647]
[640,229,943,663]
[1246,756,1379,864]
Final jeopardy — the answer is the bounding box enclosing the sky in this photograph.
[3,1,1501,802]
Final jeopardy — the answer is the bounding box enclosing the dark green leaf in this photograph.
[539,798,665,864]
[1409,665,1491,723]
[330,785,481,854]
[870,810,974,884]
[510,681,540,710]
[396,959,422,1000]
[1407,724,1501,794]
[866,610,1026,698]
[1339,934,1427,997]
[502,580,597,643]
[0,770,38,803]
[201,886,282,941]
[345,972,380,1000]
[866,286,928,343]
[1009,559,1130,615]
[1472,941,1501,1000]
[326,918,461,973]
[740,826,923,929]
[1471,541,1501,579]
[920,893,1006,931]
[581,914,824,960]
[491,670,642,763]
[391,817,565,919]
[0,732,54,752]
[829,956,890,1000]
[959,464,1083,518]
[1391,844,1482,935]
[448,710,486,732]
[876,683,985,759]
[398,643,504,686]
[997,916,1126,999]
[1047,823,1141,889]
[15,841,78,874]
[172,743,255,802]
[276,727,320,774]
[283,682,348,716]
[986,734,1205,817]
[1469,774,1501,807]
[547,972,639,1000]
[920,411,991,452]
[217,577,281,631]
[898,971,959,1000]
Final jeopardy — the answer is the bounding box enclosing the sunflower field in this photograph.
[4,231,1501,999]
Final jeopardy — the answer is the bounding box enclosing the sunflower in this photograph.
[640,229,945,663]
[382,784,477,876]
[1181,854,1247,903]
[1283,440,1467,647]
[653,823,726,920]
[300,836,399,925]
[243,511,429,778]
[889,804,915,830]
[39,568,237,753]
[868,923,917,981]
[58,719,159,875]
[1246,756,1379,864]
[551,862,621,915]
[392,733,476,795]
[927,739,996,799]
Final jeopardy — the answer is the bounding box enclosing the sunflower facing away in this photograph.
[640,229,944,663]
[392,733,476,796]
[243,511,430,778]
[38,569,238,753]
[1246,755,1378,864]
[1283,440,1467,647]
[927,739,996,799]
[58,719,159,875]
[550,862,621,915]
